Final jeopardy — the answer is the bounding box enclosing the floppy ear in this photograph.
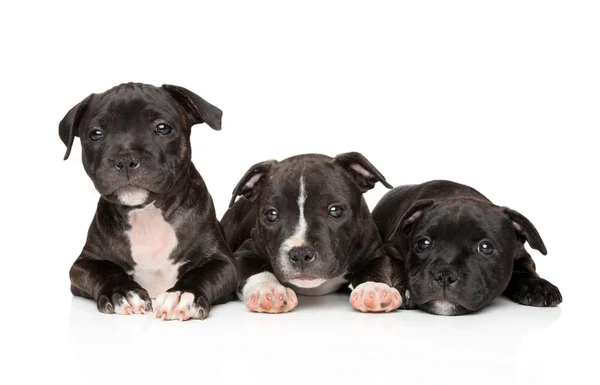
[386,199,435,241]
[503,207,547,255]
[161,84,222,130]
[333,152,393,192]
[229,160,277,208]
[58,94,93,160]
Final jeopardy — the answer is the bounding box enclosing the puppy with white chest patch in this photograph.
[221,152,404,313]
[60,82,237,321]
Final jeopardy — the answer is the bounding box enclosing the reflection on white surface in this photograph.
[61,293,568,385]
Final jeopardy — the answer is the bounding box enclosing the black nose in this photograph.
[113,153,140,171]
[433,268,458,286]
[289,246,316,269]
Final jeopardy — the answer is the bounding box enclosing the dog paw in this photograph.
[97,287,152,315]
[350,282,402,313]
[153,291,210,321]
[512,278,562,307]
[244,283,298,313]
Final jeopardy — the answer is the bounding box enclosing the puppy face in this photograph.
[399,199,546,315]
[59,83,222,206]
[230,153,392,287]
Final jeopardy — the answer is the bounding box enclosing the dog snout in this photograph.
[288,246,316,269]
[432,267,458,286]
[113,153,141,171]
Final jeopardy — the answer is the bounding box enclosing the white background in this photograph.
[1,1,598,384]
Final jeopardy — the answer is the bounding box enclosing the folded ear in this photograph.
[59,94,93,160]
[333,152,393,192]
[161,84,222,130]
[503,207,547,255]
[386,199,435,241]
[229,160,277,208]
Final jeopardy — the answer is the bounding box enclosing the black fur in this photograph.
[221,153,401,299]
[372,180,562,315]
[60,82,237,318]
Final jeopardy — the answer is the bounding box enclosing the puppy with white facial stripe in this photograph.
[221,153,404,313]
[60,82,237,320]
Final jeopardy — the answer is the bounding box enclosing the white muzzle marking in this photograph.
[288,278,326,289]
[431,300,457,316]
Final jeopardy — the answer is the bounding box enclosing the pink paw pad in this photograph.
[350,282,402,313]
[245,284,298,314]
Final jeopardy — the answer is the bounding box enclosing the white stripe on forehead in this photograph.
[277,175,309,274]
[292,175,308,247]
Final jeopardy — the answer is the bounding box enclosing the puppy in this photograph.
[221,152,404,313]
[60,82,237,320]
[372,180,562,315]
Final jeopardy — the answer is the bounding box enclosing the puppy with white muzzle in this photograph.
[221,152,405,313]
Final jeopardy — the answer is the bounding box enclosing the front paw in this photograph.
[153,291,210,321]
[511,277,562,307]
[244,283,298,313]
[350,282,402,313]
[97,286,152,315]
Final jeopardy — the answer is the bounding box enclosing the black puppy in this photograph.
[221,153,403,313]
[60,82,237,321]
[372,180,562,316]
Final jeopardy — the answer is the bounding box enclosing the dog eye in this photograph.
[416,238,432,251]
[154,123,173,135]
[89,129,104,141]
[265,209,279,222]
[477,241,495,255]
[328,205,344,218]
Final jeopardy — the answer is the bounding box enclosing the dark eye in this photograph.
[265,209,279,222]
[154,123,173,135]
[416,237,432,252]
[89,129,104,141]
[328,205,344,218]
[477,241,495,255]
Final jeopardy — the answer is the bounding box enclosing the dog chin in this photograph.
[420,300,470,316]
[287,278,327,288]
[116,186,149,206]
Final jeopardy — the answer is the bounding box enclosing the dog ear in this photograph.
[386,199,435,241]
[229,160,277,208]
[59,94,93,160]
[161,84,222,131]
[503,208,547,255]
[333,152,393,193]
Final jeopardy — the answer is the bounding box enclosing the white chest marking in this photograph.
[126,203,180,298]
[287,274,348,296]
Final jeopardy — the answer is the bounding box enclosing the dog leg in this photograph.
[503,250,562,307]
[153,257,237,321]
[350,255,404,312]
[241,272,298,313]
[234,244,298,313]
[70,258,152,315]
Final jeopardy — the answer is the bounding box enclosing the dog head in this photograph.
[230,152,392,287]
[59,82,221,206]
[387,198,546,315]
